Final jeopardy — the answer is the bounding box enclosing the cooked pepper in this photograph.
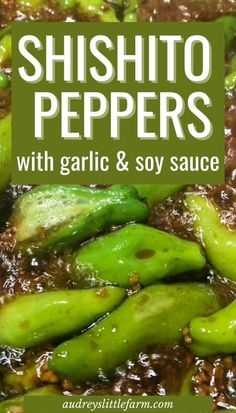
[225,70,236,91]
[0,26,11,41]
[0,72,9,89]
[133,184,185,206]
[229,53,236,73]
[3,363,40,393]
[111,0,139,22]
[16,0,47,7]
[0,287,125,348]
[123,0,139,22]
[10,185,148,252]
[215,16,236,53]
[72,224,206,288]
[0,35,11,66]
[186,194,236,282]
[0,114,11,192]
[189,300,236,357]
[225,52,236,91]
[58,0,119,21]
[0,385,59,413]
[58,0,77,7]
[179,367,196,396]
[49,283,221,384]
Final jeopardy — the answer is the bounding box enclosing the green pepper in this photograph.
[58,0,77,7]
[124,12,137,22]
[114,0,139,22]
[0,35,11,66]
[229,53,236,73]
[225,52,236,92]
[10,185,148,252]
[0,114,11,192]
[3,363,40,393]
[133,184,185,206]
[49,283,221,384]
[0,385,59,413]
[186,194,236,282]
[215,16,236,54]
[80,0,119,21]
[189,300,236,357]
[0,26,11,41]
[16,0,46,8]
[225,70,236,91]
[58,0,119,21]
[0,287,125,348]
[123,0,139,22]
[0,72,9,89]
[72,224,206,288]
[179,367,196,396]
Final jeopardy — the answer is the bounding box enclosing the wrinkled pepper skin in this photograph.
[0,115,11,192]
[189,300,236,357]
[133,184,184,206]
[49,283,221,384]
[10,185,148,252]
[186,194,236,282]
[0,287,125,348]
[0,386,59,413]
[73,224,206,287]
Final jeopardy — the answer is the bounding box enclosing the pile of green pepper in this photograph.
[0,182,235,391]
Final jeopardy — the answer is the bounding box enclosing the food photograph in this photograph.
[0,1,236,412]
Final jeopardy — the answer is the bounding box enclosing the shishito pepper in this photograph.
[58,0,119,21]
[3,363,40,393]
[123,0,139,22]
[10,185,148,252]
[0,287,125,348]
[0,114,11,192]
[189,300,236,357]
[0,72,9,89]
[49,283,221,384]
[215,15,236,54]
[186,194,236,282]
[0,34,11,66]
[133,184,184,206]
[225,70,236,92]
[16,0,46,8]
[112,0,139,22]
[73,224,206,287]
[0,385,59,413]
